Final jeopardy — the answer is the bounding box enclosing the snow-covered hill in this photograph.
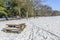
[0,16,60,40]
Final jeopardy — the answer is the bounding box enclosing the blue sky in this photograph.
[43,0,60,11]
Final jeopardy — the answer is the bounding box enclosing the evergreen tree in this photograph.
[0,0,8,20]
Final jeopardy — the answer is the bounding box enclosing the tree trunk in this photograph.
[18,6,21,18]
[26,12,28,19]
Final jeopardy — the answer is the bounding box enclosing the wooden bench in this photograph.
[2,23,26,33]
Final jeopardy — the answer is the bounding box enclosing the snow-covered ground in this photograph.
[0,16,60,40]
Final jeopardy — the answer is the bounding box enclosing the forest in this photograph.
[0,0,60,20]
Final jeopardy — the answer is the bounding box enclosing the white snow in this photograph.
[0,16,60,40]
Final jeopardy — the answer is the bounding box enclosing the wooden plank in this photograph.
[6,23,25,26]
[6,24,19,26]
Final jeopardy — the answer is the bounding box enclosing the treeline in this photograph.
[0,0,60,20]
[34,5,60,16]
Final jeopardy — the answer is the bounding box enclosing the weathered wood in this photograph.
[2,23,26,33]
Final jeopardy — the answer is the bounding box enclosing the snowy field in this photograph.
[0,16,60,40]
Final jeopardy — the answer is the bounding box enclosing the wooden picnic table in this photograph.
[2,23,26,33]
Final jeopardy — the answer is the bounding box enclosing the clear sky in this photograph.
[43,0,60,11]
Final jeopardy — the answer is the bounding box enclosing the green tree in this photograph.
[0,0,8,20]
[10,0,28,18]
